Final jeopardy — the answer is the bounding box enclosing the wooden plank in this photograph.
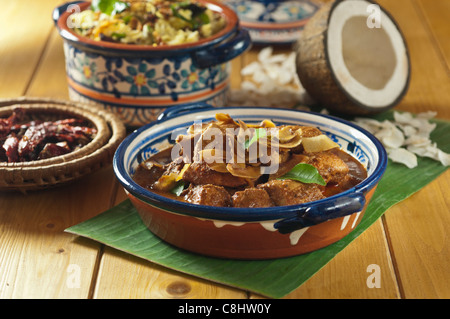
[383,172,450,298]
[283,220,400,299]
[0,0,62,98]
[250,220,400,299]
[93,186,248,298]
[94,246,248,299]
[415,0,450,74]
[26,29,70,100]
[374,0,450,299]
[377,0,450,118]
[0,1,119,297]
[0,168,116,298]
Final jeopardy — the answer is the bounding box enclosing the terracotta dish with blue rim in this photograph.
[223,0,323,45]
[113,104,387,259]
[53,0,251,127]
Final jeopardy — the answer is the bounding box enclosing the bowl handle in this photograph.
[274,192,366,234]
[191,28,252,69]
[52,1,85,25]
[157,102,214,121]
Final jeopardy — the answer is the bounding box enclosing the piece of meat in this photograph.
[183,184,232,207]
[232,188,274,208]
[182,161,247,188]
[257,179,325,206]
[302,150,349,185]
[162,158,185,175]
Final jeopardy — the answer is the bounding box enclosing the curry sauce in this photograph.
[133,114,368,207]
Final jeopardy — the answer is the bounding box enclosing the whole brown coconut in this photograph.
[295,0,411,115]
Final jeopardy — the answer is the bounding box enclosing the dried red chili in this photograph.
[0,108,97,163]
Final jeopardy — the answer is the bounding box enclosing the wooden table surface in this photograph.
[0,0,449,299]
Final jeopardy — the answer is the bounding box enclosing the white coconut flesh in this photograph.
[326,0,409,109]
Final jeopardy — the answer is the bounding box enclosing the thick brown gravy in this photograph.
[133,147,368,207]
[322,148,367,197]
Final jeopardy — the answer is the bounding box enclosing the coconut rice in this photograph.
[69,0,226,46]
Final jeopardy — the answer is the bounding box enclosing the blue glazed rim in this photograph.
[113,106,388,223]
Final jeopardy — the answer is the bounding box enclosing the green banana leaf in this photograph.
[65,112,449,298]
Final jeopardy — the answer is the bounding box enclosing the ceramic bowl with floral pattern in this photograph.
[53,1,251,127]
[113,104,388,259]
[224,0,322,45]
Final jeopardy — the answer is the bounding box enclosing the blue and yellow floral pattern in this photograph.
[65,45,228,102]
[226,0,319,23]
[224,0,321,44]
[63,43,230,127]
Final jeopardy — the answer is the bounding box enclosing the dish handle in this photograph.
[274,192,366,234]
[52,1,85,25]
[157,102,215,121]
[191,28,252,69]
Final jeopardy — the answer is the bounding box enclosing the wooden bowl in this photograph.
[0,97,126,192]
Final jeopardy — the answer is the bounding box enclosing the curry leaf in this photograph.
[245,128,267,149]
[170,180,185,196]
[91,0,129,16]
[171,5,196,28]
[278,163,326,186]
[111,32,126,39]
[170,2,209,29]
[197,12,210,25]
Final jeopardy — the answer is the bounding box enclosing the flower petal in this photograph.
[127,66,137,76]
